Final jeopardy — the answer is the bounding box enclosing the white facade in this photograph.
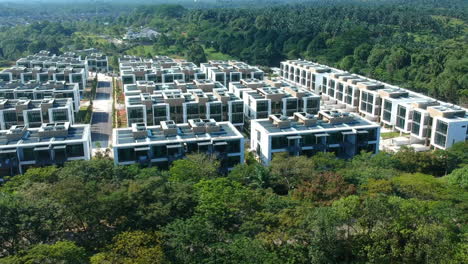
[113,120,244,171]
[279,59,468,150]
[251,111,381,165]
[0,81,81,113]
[0,122,91,177]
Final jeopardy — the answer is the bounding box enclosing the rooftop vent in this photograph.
[269,114,291,128]
[131,123,148,139]
[294,112,317,126]
[188,118,220,133]
[160,120,178,136]
[38,122,70,138]
[319,110,355,124]
[6,125,27,141]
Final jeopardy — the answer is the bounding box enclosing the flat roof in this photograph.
[114,122,242,146]
[0,125,90,148]
[254,116,378,135]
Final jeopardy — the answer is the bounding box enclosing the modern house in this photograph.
[125,88,244,128]
[0,66,87,91]
[200,60,264,86]
[229,80,321,128]
[0,122,92,177]
[86,53,109,72]
[0,81,81,112]
[0,98,74,130]
[279,59,468,150]
[113,119,244,171]
[250,111,380,165]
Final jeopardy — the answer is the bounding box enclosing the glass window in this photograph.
[227,140,241,153]
[436,120,448,134]
[52,110,68,122]
[128,108,144,119]
[67,144,84,157]
[271,136,288,149]
[118,148,134,162]
[152,145,166,158]
[27,111,42,123]
[22,147,35,161]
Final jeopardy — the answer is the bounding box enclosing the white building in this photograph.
[125,88,244,128]
[113,119,244,171]
[250,111,380,165]
[0,81,81,113]
[0,122,92,177]
[0,98,74,130]
[0,66,87,92]
[86,53,109,72]
[201,60,264,86]
[279,59,468,150]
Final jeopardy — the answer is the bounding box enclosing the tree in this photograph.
[185,43,207,65]
[90,231,165,264]
[169,154,220,183]
[445,166,468,189]
[292,172,356,205]
[0,241,87,264]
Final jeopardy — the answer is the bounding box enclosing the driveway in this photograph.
[91,74,113,148]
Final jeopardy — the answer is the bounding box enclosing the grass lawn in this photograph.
[204,47,235,61]
[381,131,402,139]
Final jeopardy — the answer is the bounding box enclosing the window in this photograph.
[231,102,243,113]
[411,111,422,134]
[3,111,17,122]
[128,108,144,119]
[118,148,134,162]
[303,134,315,146]
[153,106,167,118]
[231,113,243,124]
[186,104,199,115]
[396,105,406,129]
[256,101,268,112]
[52,110,68,122]
[152,145,166,158]
[227,140,241,153]
[67,144,84,157]
[22,147,35,161]
[27,111,42,124]
[271,136,288,149]
[383,100,392,122]
[210,104,222,115]
[434,120,448,147]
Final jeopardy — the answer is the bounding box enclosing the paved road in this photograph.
[91,74,113,148]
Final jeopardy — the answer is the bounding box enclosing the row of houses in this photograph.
[114,57,380,169]
[0,51,108,95]
[119,57,264,86]
[280,59,468,150]
[1,55,465,178]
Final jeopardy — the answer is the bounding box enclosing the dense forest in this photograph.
[0,1,467,103]
[0,143,467,263]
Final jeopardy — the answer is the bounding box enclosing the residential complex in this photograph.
[0,65,87,91]
[229,79,321,127]
[0,122,91,177]
[119,56,206,85]
[86,53,109,72]
[250,111,380,164]
[0,98,74,130]
[16,51,87,70]
[0,81,81,112]
[125,88,244,128]
[201,60,264,86]
[280,59,468,150]
[113,119,244,171]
